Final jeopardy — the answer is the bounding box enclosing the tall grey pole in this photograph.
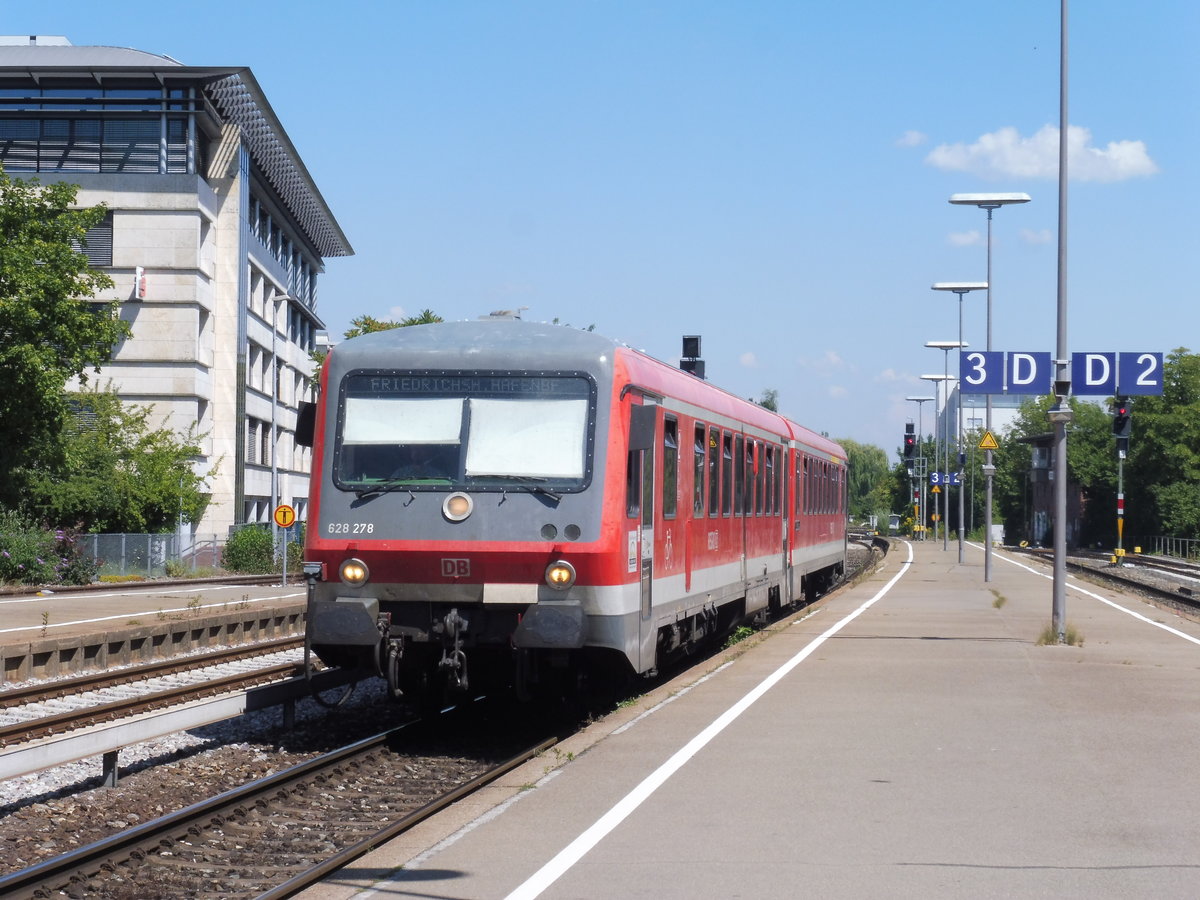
[943,353,950,552]
[984,209,995,582]
[1051,0,1070,641]
[957,296,965,564]
[918,402,926,541]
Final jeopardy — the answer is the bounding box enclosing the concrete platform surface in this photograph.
[297,540,1200,900]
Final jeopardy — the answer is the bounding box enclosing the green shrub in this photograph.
[0,510,97,585]
[222,525,277,574]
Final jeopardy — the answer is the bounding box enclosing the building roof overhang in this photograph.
[0,49,353,259]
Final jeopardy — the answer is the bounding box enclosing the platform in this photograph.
[0,580,306,680]
[299,539,1200,900]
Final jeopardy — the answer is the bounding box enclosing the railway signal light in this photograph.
[1112,398,1131,439]
[903,422,915,458]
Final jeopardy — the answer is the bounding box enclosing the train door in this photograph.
[628,403,657,669]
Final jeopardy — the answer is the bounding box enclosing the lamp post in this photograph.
[950,193,1030,580]
[907,395,935,540]
[932,283,986,564]
[968,416,983,533]
[921,366,958,549]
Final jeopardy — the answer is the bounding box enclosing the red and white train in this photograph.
[300,318,847,700]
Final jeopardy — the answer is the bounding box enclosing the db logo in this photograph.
[441,558,471,577]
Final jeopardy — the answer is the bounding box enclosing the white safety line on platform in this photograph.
[994,550,1200,646]
[500,542,916,900]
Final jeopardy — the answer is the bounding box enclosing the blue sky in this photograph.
[13,2,1198,454]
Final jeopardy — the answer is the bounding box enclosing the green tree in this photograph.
[0,169,128,506]
[757,388,779,411]
[839,438,892,523]
[24,389,210,533]
[1125,348,1200,540]
[308,309,444,390]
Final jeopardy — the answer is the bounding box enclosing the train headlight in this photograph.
[443,491,474,522]
[339,558,369,587]
[544,559,576,591]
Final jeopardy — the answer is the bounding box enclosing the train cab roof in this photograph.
[323,318,845,462]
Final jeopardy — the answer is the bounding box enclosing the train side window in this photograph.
[765,445,775,516]
[707,427,720,517]
[793,454,802,526]
[626,449,640,518]
[755,442,765,515]
[744,440,753,515]
[642,443,654,528]
[721,432,733,516]
[777,444,787,513]
[804,456,812,514]
[733,435,745,516]
[693,424,706,516]
[663,417,678,520]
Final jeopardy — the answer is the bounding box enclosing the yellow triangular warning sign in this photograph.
[931,485,941,494]
[978,431,999,451]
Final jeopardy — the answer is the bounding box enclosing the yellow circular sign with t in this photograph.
[273,504,296,528]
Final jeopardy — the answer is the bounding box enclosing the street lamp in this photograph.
[907,395,935,540]
[932,283,987,564]
[921,367,958,548]
[950,192,1030,581]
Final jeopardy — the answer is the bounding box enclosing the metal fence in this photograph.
[80,533,228,577]
[79,524,304,578]
[1150,536,1200,560]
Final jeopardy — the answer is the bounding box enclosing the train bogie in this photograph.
[301,319,847,702]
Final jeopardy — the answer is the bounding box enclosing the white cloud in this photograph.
[739,351,759,368]
[925,124,1158,182]
[829,385,848,398]
[874,368,906,383]
[896,130,928,148]
[948,230,983,247]
[1020,228,1054,245]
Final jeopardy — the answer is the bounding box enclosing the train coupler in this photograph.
[435,608,470,692]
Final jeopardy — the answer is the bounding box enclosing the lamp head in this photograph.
[949,192,1031,208]
[931,282,988,294]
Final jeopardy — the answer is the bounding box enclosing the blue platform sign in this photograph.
[959,351,1050,395]
[1071,352,1117,395]
[958,350,1162,396]
[1117,352,1164,395]
[1071,352,1164,396]
[1006,351,1052,395]
[960,351,1004,394]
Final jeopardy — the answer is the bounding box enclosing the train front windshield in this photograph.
[333,372,595,492]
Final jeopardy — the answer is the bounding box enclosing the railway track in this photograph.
[0,713,557,899]
[0,639,307,748]
[1016,547,1200,613]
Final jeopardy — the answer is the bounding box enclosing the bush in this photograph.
[0,510,97,585]
[221,525,277,574]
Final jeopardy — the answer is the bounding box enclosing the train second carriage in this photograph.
[300,318,847,700]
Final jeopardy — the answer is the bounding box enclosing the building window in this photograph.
[72,211,113,266]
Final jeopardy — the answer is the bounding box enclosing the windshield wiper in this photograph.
[506,476,563,502]
[355,481,417,501]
